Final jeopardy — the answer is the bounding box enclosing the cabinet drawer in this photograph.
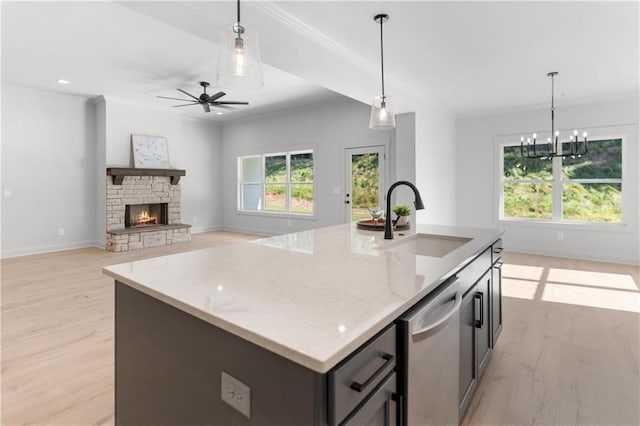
[328,325,396,426]
[458,247,491,296]
[492,239,503,264]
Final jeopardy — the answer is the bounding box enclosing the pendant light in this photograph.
[216,0,263,90]
[370,14,396,130]
[520,72,588,160]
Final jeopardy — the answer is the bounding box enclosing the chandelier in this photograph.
[520,72,588,160]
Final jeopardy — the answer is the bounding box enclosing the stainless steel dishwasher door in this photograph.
[399,277,461,426]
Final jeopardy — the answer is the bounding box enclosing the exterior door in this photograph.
[345,146,387,222]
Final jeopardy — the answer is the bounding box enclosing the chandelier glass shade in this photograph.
[216,0,263,90]
[370,14,396,130]
[520,72,588,160]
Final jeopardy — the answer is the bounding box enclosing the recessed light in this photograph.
[57,79,70,85]
[216,112,223,116]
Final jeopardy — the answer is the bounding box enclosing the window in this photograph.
[500,136,624,224]
[238,150,314,215]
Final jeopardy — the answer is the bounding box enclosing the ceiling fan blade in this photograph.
[172,103,199,107]
[177,88,200,102]
[202,103,211,113]
[212,104,239,111]
[157,96,196,102]
[207,91,226,102]
[216,101,249,105]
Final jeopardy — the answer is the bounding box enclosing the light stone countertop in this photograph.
[103,223,503,373]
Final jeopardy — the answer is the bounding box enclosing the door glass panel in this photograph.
[351,153,380,221]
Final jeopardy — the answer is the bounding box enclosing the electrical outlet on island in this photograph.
[221,371,251,418]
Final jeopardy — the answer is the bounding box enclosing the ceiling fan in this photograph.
[157,81,249,113]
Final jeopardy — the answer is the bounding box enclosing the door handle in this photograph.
[350,353,394,393]
[474,292,484,328]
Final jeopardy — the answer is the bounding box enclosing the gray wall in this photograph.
[455,95,639,264]
[1,88,226,256]
[220,97,397,236]
[1,85,97,256]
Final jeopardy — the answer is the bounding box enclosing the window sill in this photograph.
[236,210,317,221]
[497,217,634,233]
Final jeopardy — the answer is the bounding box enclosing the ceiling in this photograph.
[2,1,638,122]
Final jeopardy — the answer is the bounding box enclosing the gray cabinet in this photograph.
[328,325,398,426]
[491,240,503,347]
[458,269,491,418]
[475,271,492,375]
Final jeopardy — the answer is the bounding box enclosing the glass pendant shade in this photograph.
[216,24,263,90]
[369,95,396,129]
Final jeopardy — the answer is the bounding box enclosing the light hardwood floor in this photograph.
[2,236,639,425]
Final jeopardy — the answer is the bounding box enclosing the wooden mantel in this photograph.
[106,168,186,185]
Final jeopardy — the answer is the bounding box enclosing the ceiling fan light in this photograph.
[369,95,396,129]
[216,24,263,91]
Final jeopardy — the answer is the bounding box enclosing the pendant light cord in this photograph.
[237,0,241,24]
[550,73,556,153]
[379,17,385,98]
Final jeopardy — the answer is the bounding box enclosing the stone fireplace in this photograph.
[106,168,190,252]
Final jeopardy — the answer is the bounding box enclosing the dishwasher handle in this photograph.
[411,284,462,339]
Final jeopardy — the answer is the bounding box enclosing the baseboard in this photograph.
[505,245,640,266]
[218,225,272,237]
[190,225,224,234]
[1,240,103,259]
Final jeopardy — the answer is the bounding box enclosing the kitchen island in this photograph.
[104,223,503,425]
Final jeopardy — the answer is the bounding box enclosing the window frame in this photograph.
[237,149,316,218]
[495,125,634,232]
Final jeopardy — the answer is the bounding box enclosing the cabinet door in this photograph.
[341,373,397,426]
[491,261,503,347]
[475,271,492,377]
[458,287,477,417]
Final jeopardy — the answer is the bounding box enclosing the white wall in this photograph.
[415,106,457,226]
[220,97,396,235]
[103,97,224,236]
[180,117,223,233]
[456,95,639,264]
[1,85,97,256]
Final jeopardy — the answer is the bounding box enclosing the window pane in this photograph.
[503,182,552,219]
[562,139,622,179]
[241,157,262,182]
[265,155,286,183]
[265,184,286,211]
[563,183,622,222]
[242,184,262,210]
[291,183,314,214]
[503,146,552,180]
[291,152,314,182]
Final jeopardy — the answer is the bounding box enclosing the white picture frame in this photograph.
[131,134,170,169]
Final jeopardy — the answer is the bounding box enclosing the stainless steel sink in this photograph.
[412,234,472,257]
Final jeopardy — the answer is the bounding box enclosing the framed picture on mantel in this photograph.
[131,134,170,169]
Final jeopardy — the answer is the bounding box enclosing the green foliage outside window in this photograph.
[503,139,622,223]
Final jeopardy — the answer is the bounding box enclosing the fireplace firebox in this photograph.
[125,203,168,228]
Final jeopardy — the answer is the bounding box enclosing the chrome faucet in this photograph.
[384,181,425,239]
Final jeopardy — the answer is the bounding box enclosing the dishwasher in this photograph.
[397,276,461,426]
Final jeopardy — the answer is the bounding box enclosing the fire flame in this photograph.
[136,211,157,225]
